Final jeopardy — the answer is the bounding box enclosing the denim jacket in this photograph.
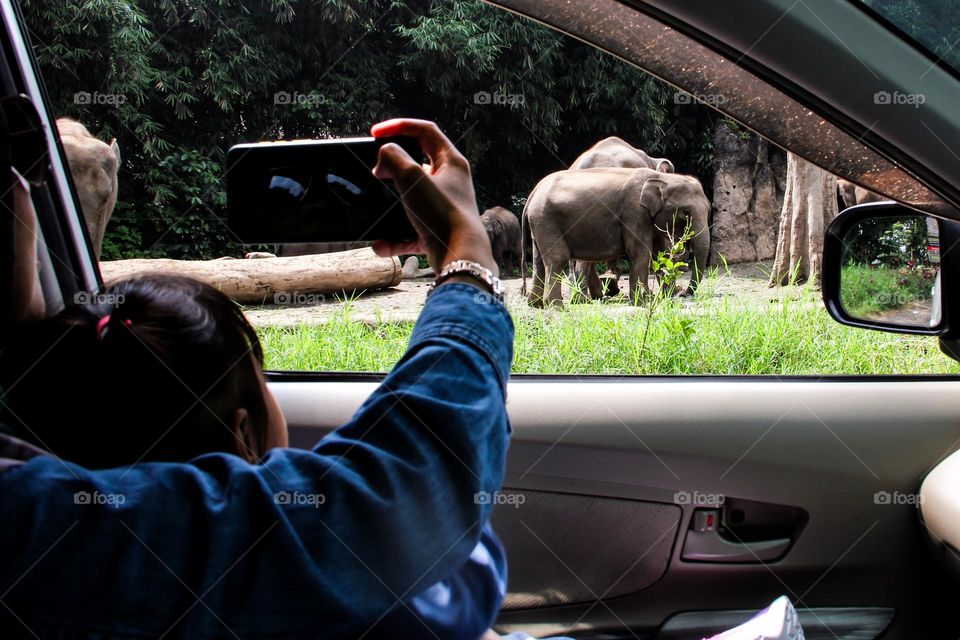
[0,283,514,640]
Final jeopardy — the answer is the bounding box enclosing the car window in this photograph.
[21,0,960,376]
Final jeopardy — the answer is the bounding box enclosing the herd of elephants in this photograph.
[58,119,883,309]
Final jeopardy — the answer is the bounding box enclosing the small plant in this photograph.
[637,212,696,357]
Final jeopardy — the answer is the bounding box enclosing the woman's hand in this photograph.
[370,119,497,275]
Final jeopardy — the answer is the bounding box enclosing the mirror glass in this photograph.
[840,214,941,328]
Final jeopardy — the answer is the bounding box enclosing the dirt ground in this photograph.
[243,261,809,327]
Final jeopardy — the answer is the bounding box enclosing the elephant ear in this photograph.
[657,159,674,173]
[110,139,120,169]
[639,178,666,218]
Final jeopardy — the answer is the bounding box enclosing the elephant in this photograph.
[570,136,674,173]
[522,167,710,308]
[57,118,120,259]
[569,136,677,299]
[480,206,521,275]
[837,178,886,209]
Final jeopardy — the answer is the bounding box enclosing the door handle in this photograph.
[681,528,791,563]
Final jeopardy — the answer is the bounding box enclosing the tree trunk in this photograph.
[769,152,839,286]
[100,248,402,304]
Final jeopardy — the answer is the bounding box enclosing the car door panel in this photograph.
[272,377,960,638]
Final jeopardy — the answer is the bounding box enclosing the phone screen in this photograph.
[226,136,421,244]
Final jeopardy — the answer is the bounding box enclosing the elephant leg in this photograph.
[544,259,566,308]
[586,263,604,299]
[609,257,624,280]
[627,246,652,305]
[684,221,710,296]
[569,261,591,303]
[492,244,505,275]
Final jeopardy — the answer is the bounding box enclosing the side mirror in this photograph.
[823,202,957,339]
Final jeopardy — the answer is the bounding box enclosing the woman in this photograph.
[0,119,514,640]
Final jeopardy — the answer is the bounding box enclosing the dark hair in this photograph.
[0,275,269,468]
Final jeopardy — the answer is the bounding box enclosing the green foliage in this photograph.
[841,264,934,317]
[23,0,717,257]
[640,214,696,355]
[844,216,930,267]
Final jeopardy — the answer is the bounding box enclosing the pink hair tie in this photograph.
[96,314,111,340]
[96,315,131,340]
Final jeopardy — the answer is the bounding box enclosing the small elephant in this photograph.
[570,136,674,173]
[480,206,521,275]
[569,136,676,298]
[522,167,710,308]
[837,178,886,209]
[57,118,120,259]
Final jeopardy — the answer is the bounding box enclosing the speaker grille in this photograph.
[491,489,681,609]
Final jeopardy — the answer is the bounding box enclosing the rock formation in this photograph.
[710,122,786,264]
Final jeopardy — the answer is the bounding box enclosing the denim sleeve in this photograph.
[0,283,514,640]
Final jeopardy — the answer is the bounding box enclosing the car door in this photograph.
[14,0,960,638]
[270,2,960,637]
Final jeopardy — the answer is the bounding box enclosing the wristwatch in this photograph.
[430,259,505,303]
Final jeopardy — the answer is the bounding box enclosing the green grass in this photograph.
[258,282,960,376]
[841,264,933,318]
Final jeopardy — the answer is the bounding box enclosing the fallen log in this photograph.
[100,248,402,304]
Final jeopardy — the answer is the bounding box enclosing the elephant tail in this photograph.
[520,200,529,297]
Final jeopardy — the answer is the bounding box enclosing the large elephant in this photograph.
[570,136,674,173]
[57,118,120,259]
[480,206,521,275]
[569,137,676,299]
[522,167,710,307]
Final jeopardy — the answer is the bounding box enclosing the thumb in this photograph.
[373,142,449,234]
[372,142,424,189]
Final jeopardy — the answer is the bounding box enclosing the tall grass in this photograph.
[258,283,960,375]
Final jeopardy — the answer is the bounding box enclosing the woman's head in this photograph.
[0,275,286,468]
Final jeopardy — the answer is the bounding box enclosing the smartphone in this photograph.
[226,136,421,244]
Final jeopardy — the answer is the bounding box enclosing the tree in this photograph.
[769,152,838,286]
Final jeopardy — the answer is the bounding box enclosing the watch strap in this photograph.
[431,260,505,302]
